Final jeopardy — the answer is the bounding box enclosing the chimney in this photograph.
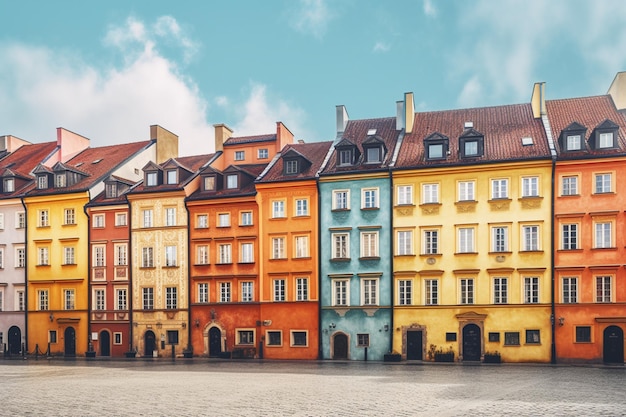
[531,82,546,118]
[213,123,232,153]
[404,92,415,134]
[0,135,31,152]
[150,125,179,164]
[57,128,90,162]
[276,122,295,149]
[608,71,626,111]
[336,105,349,137]
[396,101,405,131]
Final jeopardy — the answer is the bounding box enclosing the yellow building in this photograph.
[392,100,554,363]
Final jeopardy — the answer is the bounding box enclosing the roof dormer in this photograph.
[589,119,619,150]
[459,125,484,158]
[362,135,386,164]
[51,162,88,188]
[334,138,360,167]
[104,176,133,199]
[558,122,587,152]
[32,164,54,190]
[282,148,312,175]
[423,132,449,161]
[142,161,163,187]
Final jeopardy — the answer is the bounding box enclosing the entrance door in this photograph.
[603,326,624,364]
[100,330,111,357]
[144,331,156,357]
[209,327,222,357]
[8,326,21,355]
[64,327,76,357]
[406,330,423,360]
[462,324,481,361]
[333,333,348,359]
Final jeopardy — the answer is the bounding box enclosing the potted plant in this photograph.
[434,346,455,362]
[124,347,137,358]
[384,351,402,362]
[483,351,501,363]
[183,345,193,358]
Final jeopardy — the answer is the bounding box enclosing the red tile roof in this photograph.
[224,133,276,146]
[187,163,268,201]
[259,141,333,182]
[130,154,215,194]
[0,141,58,197]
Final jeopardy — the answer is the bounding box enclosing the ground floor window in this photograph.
[575,326,591,343]
[291,331,307,347]
[237,330,254,345]
[114,333,123,345]
[49,330,57,344]
[266,331,282,346]
[357,333,370,347]
[167,330,179,345]
[488,332,500,342]
[504,332,520,346]
[525,330,540,344]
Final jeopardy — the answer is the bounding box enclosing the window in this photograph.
[522,225,539,251]
[338,149,353,166]
[460,278,474,304]
[272,200,285,218]
[258,148,268,159]
[332,233,349,259]
[398,280,412,305]
[218,213,230,227]
[38,210,49,227]
[562,176,578,195]
[115,244,127,266]
[566,134,582,151]
[116,289,127,310]
[38,290,49,310]
[397,185,413,205]
[218,244,232,264]
[220,282,231,303]
[114,333,122,345]
[237,330,254,345]
[165,246,177,267]
[94,289,105,311]
[332,280,348,306]
[524,277,539,303]
[596,276,611,303]
[142,288,154,310]
[226,174,238,189]
[64,289,75,310]
[4,178,14,193]
[240,211,252,226]
[522,176,539,197]
[595,173,612,193]
[272,237,285,259]
[598,132,614,148]
[166,170,177,184]
[491,179,508,199]
[38,247,49,266]
[357,334,370,347]
[491,226,509,252]
[488,332,500,342]
[64,247,75,265]
[241,282,253,302]
[16,248,25,268]
[146,172,158,186]
[296,277,308,301]
[458,227,475,253]
[291,331,307,347]
[234,151,245,161]
[267,331,282,346]
[165,287,177,309]
[197,214,208,228]
[141,247,154,268]
[427,143,444,159]
[63,208,75,225]
[203,176,215,191]
[397,230,413,255]
[295,236,309,258]
[37,175,48,189]
[93,214,104,228]
[16,212,25,229]
[562,277,578,303]
[198,283,208,303]
[526,330,540,344]
[240,243,253,263]
[504,332,520,346]
[332,190,349,210]
[49,330,57,343]
[458,181,475,201]
[16,290,25,311]
[142,209,153,228]
[360,232,378,258]
[362,188,379,209]
[273,279,286,302]
[561,224,578,250]
[422,183,439,204]
[0,249,3,269]
[493,277,508,304]
[285,159,298,174]
[165,208,176,226]
[425,279,438,305]
[594,222,612,248]
[423,229,438,254]
[295,199,308,216]
[575,326,591,343]
[115,213,127,226]
[362,279,378,306]
[106,183,118,198]
[366,146,381,163]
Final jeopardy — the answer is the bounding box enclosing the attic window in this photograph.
[75,162,83,167]
[106,183,118,199]
[521,137,534,146]
[339,149,354,166]
[166,169,177,185]
[203,176,215,191]
[37,175,48,190]
[146,171,158,187]
[589,120,619,150]
[285,159,299,175]
[55,173,66,188]
[424,132,449,161]
[367,129,377,135]
[226,174,238,189]
[365,147,381,163]
[3,178,14,193]
[566,135,582,150]
[598,132,614,148]
[92,159,103,164]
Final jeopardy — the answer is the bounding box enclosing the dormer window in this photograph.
[166,169,177,185]
[459,128,484,158]
[558,122,587,152]
[598,132,614,148]
[146,172,158,187]
[203,176,215,191]
[424,132,449,161]
[362,135,385,164]
[106,183,118,199]
[335,138,359,167]
[226,174,238,189]
[55,173,66,188]
[366,147,381,163]
[37,175,48,190]
[3,178,14,193]
[285,159,299,175]
[566,135,582,150]
[589,120,619,150]
[339,149,354,166]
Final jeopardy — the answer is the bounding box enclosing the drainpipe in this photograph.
[83,203,92,354]
[317,179,323,360]
[388,169,394,355]
[20,197,28,353]
[184,197,192,355]
[127,197,134,353]
[550,156,556,364]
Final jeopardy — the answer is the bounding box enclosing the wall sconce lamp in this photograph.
[194,318,200,328]
[49,313,54,322]
[384,324,389,332]
[558,317,565,326]
[329,323,336,329]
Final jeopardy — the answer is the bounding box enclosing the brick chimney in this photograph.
[150,125,179,164]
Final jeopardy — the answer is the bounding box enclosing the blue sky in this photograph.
[1,0,626,156]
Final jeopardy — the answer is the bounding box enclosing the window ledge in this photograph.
[359,257,380,261]
[62,223,77,227]
[488,251,512,255]
[330,258,351,262]
[556,249,583,253]
[139,267,156,270]
[331,208,350,212]
[361,207,379,211]
[294,215,311,219]
[559,194,580,198]
[591,247,616,251]
[162,265,179,269]
[395,254,416,258]
[269,258,287,261]
[454,252,478,255]
[420,253,442,257]
[592,192,615,196]
[520,250,544,254]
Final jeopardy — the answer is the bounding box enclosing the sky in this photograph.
[1,0,626,156]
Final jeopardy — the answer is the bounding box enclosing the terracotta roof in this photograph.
[0,141,58,197]
[224,133,276,146]
[130,154,215,194]
[259,141,333,182]
[545,95,626,158]
[395,103,550,169]
[320,117,400,175]
[187,163,268,201]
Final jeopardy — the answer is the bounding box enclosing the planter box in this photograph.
[183,351,193,358]
[434,353,455,362]
[85,351,96,358]
[483,355,501,363]
[384,354,402,362]
[124,351,137,358]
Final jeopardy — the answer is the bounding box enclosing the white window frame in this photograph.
[397,230,413,256]
[240,242,254,263]
[93,245,105,267]
[94,289,106,311]
[272,200,286,218]
[241,281,253,302]
[219,282,231,303]
[218,244,232,264]
[198,283,208,303]
[165,246,177,267]
[240,211,253,226]
[116,288,127,310]
[491,226,509,252]
[493,277,508,304]
[595,275,612,303]
[165,207,176,226]
[217,212,230,227]
[63,246,75,265]
[561,175,578,196]
[423,229,439,255]
[295,198,309,216]
[460,278,474,304]
[38,210,49,227]
[196,245,209,265]
[332,190,350,210]
[332,233,349,259]
[332,279,349,306]
[273,279,286,302]
[398,280,412,305]
[64,289,75,310]
[425,279,438,305]
[561,223,578,250]
[594,221,612,248]
[361,278,379,306]
[458,227,475,253]
[142,209,153,228]
[491,178,508,199]
[272,237,286,259]
[361,188,379,209]
[458,181,475,201]
[562,277,578,304]
[522,225,540,251]
[294,235,309,258]
[114,244,128,266]
[141,247,154,268]
[165,287,177,309]
[360,231,379,258]
[296,277,308,301]
[16,212,26,229]
[422,183,439,204]
[397,185,413,205]
[594,173,612,194]
[115,212,127,226]
[524,277,539,304]
[197,214,208,228]
[522,176,539,197]
[234,150,245,161]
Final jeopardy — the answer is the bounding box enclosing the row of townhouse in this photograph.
[1,73,625,364]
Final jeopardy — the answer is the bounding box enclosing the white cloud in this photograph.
[423,0,437,17]
[373,41,390,53]
[289,0,335,39]
[457,76,483,108]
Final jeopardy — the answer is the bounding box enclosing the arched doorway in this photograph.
[99,330,111,357]
[462,323,481,361]
[333,333,348,359]
[8,326,21,355]
[603,326,624,364]
[64,327,76,357]
[208,327,222,357]
[144,331,156,357]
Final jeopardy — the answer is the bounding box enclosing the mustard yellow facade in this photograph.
[25,193,90,356]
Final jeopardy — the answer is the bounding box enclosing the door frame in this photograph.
[331,332,349,360]
[603,325,624,364]
[462,323,482,361]
[64,326,76,357]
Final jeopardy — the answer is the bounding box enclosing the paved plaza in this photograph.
[1,359,625,416]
